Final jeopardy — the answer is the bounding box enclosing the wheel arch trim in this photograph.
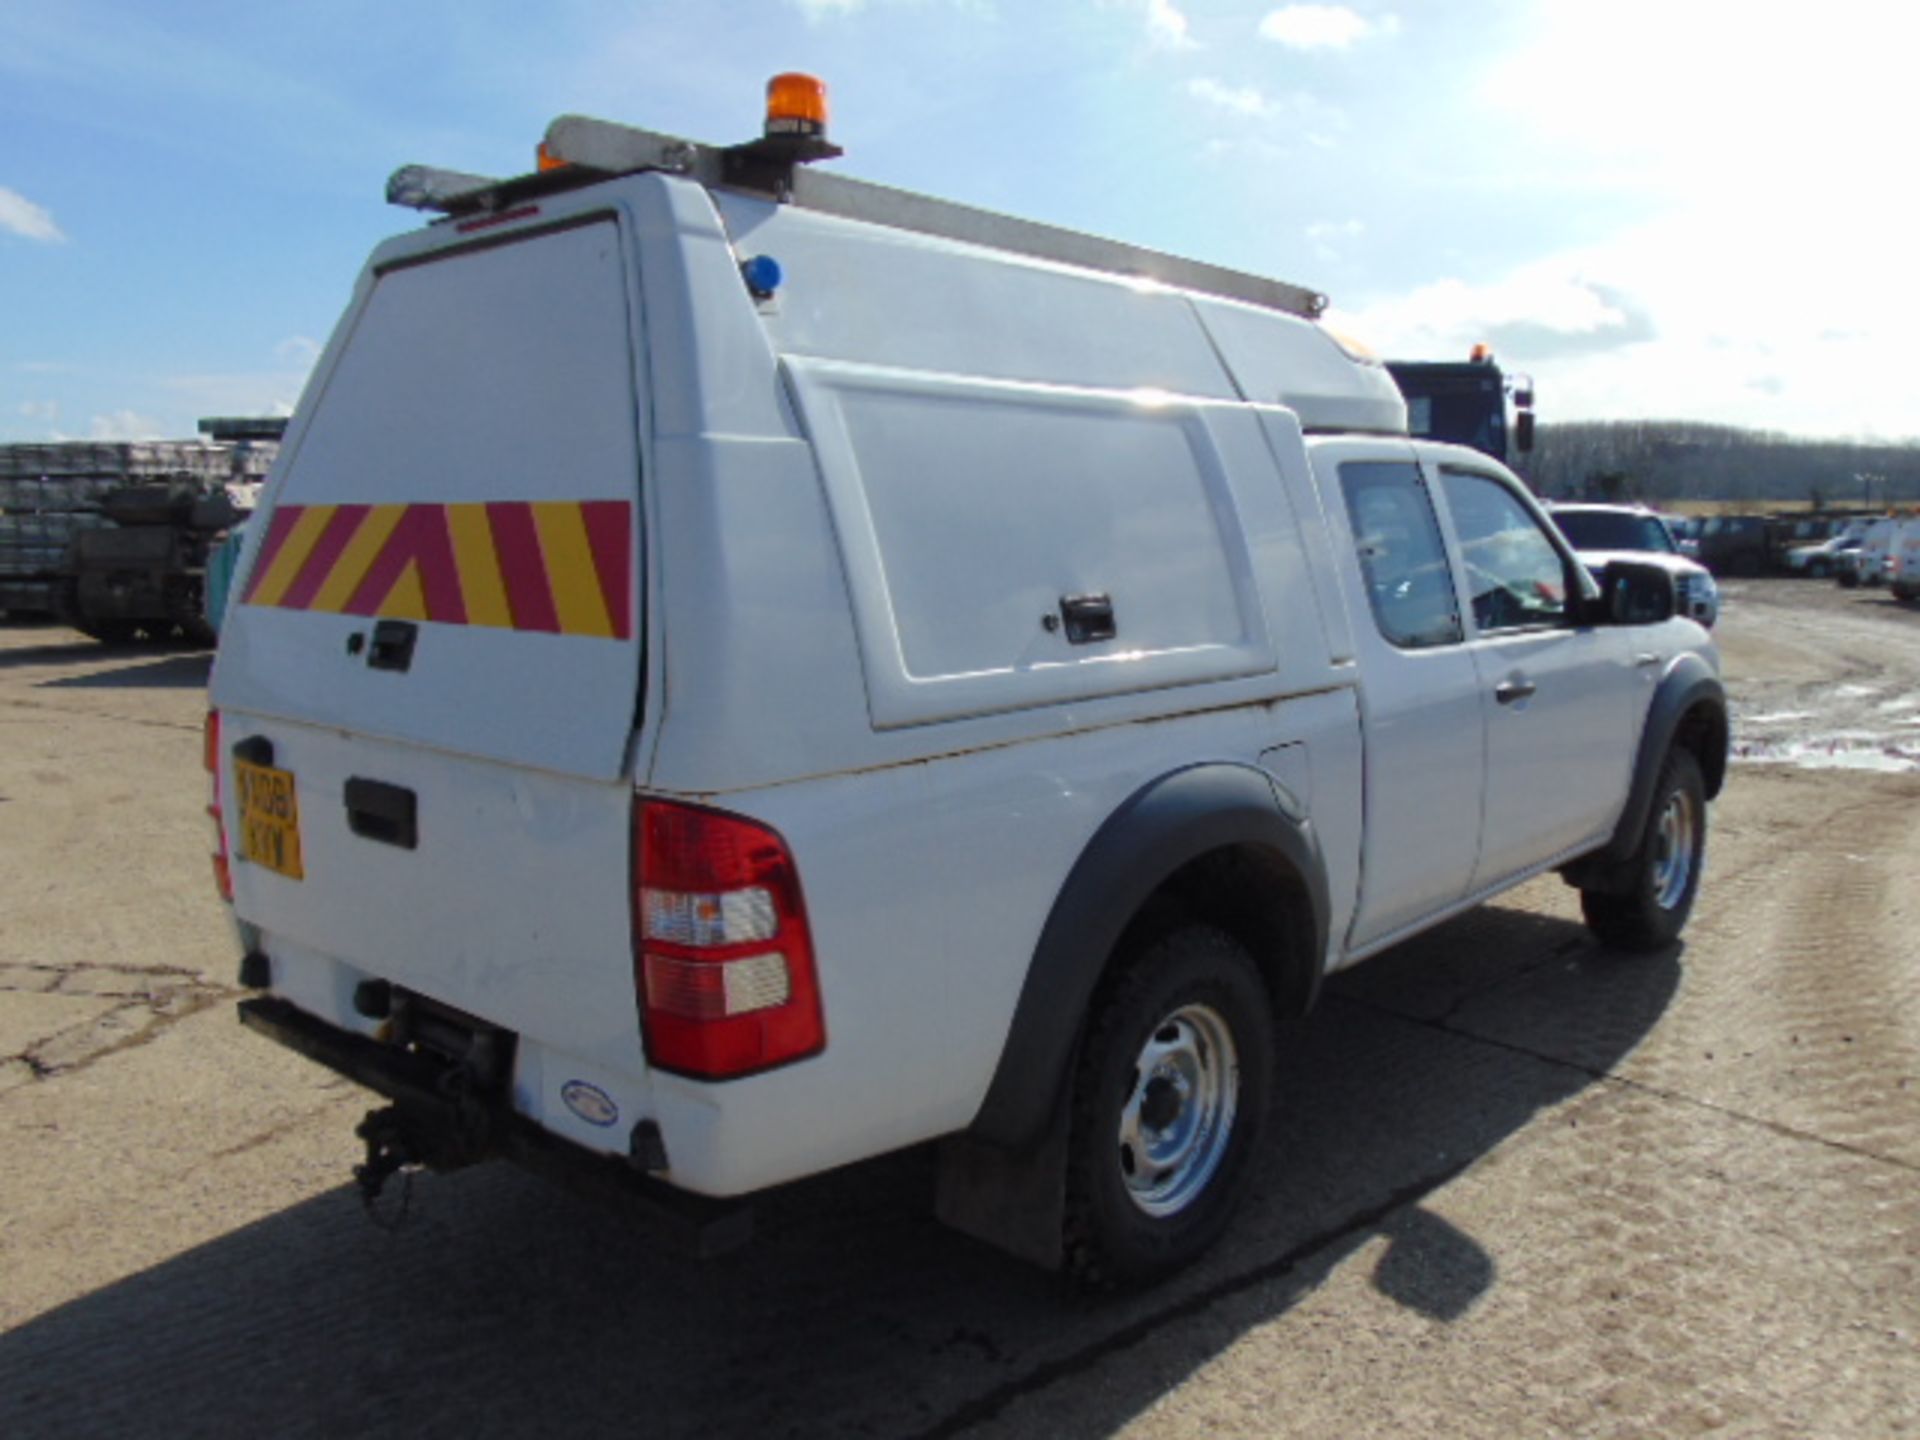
[965,761,1329,1151]
[1598,656,1727,867]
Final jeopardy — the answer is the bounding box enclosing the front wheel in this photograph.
[1064,925,1274,1288]
[1581,748,1707,952]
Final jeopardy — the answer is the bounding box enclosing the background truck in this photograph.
[212,81,1727,1288]
[1386,348,1536,469]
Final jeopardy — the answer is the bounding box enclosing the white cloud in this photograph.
[1258,5,1396,50]
[88,410,165,441]
[1331,201,1920,437]
[273,335,323,366]
[1187,78,1277,119]
[1306,218,1365,261]
[1188,78,1347,146]
[1479,0,1918,204]
[1144,0,1198,50]
[1330,269,1646,360]
[1419,0,1920,435]
[0,185,65,243]
[159,369,311,418]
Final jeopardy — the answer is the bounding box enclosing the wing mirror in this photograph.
[1600,560,1675,625]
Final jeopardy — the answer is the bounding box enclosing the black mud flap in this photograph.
[237,996,753,1257]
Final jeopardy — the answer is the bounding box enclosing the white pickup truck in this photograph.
[208,83,1728,1287]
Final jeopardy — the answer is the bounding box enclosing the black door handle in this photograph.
[1059,593,1116,645]
[368,620,418,673]
[344,778,417,849]
[1495,679,1537,705]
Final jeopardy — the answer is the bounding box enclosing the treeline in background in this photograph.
[1523,422,1920,509]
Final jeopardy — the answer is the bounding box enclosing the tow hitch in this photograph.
[350,1059,502,1220]
[237,994,757,1256]
[353,1107,418,1225]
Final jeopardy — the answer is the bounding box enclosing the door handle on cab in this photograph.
[1494,678,1537,705]
[367,620,418,673]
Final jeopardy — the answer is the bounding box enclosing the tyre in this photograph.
[1063,924,1273,1288]
[1838,570,1859,589]
[1581,748,1707,952]
[76,619,140,645]
[1809,560,1830,579]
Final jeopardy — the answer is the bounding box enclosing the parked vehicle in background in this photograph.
[1386,347,1535,468]
[1785,532,1863,579]
[1547,503,1720,627]
[1665,515,1703,560]
[1842,517,1903,588]
[1693,514,1770,577]
[1890,519,1920,602]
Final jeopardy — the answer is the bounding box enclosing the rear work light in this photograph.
[634,799,824,1079]
[204,709,232,903]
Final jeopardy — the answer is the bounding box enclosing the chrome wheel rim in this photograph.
[1651,788,1697,911]
[1117,1003,1240,1217]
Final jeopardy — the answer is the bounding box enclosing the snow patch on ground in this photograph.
[1733,734,1920,774]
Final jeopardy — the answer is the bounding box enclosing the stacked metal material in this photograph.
[0,440,276,615]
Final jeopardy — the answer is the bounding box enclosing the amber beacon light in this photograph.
[765,72,830,139]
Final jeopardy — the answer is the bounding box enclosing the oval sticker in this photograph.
[560,1080,619,1128]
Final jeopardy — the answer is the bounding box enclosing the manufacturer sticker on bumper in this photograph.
[560,1080,620,1128]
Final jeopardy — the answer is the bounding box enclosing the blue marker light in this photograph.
[740,254,783,298]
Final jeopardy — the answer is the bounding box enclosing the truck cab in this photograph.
[210,80,1726,1287]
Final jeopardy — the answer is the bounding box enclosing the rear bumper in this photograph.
[237,996,753,1257]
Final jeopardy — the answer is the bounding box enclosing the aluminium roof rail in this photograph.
[386,115,1328,321]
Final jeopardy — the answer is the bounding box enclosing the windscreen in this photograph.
[1554,510,1675,554]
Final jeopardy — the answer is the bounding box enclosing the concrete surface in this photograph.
[0,579,1915,1439]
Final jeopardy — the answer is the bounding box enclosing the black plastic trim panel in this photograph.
[967,763,1329,1151]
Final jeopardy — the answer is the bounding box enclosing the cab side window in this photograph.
[1439,470,1572,632]
[1338,461,1463,650]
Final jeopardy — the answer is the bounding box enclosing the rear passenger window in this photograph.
[1440,471,1572,632]
[1338,461,1463,649]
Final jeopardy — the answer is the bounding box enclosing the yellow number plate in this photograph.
[234,759,305,881]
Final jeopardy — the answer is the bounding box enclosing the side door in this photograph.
[1310,442,1486,953]
[1428,459,1636,890]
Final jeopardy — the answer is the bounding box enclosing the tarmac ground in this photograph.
[1,577,1916,1438]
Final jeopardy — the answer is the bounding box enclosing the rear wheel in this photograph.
[1064,924,1273,1288]
[1581,748,1707,952]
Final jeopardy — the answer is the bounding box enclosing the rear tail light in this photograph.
[205,709,232,903]
[633,799,824,1079]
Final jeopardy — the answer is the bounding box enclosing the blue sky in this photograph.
[3,0,1913,442]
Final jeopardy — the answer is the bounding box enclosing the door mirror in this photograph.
[1602,560,1675,625]
[1513,410,1536,453]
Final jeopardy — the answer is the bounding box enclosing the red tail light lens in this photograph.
[633,799,824,1079]
[205,709,233,903]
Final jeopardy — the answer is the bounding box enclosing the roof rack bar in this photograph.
[387,116,1327,320]
[387,165,502,211]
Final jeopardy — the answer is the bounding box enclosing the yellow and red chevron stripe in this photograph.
[242,501,633,640]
